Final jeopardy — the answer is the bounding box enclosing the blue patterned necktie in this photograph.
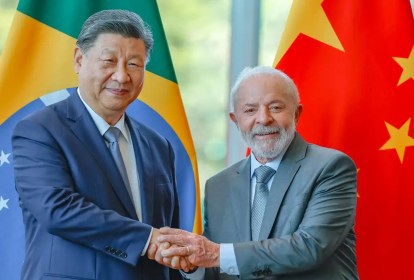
[251,165,276,241]
[104,127,133,202]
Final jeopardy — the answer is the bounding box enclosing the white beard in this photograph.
[240,121,296,159]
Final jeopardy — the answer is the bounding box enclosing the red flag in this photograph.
[274,0,414,278]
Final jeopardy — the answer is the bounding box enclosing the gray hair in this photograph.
[76,9,154,63]
[229,66,300,112]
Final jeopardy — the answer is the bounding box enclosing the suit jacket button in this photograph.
[121,252,128,258]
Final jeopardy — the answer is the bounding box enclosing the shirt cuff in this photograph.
[141,227,153,256]
[180,267,205,280]
[220,243,239,275]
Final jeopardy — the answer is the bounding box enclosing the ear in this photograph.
[229,112,238,128]
[74,47,83,74]
[295,104,303,124]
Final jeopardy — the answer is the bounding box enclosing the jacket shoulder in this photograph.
[207,158,248,185]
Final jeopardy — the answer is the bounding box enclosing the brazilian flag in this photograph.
[0,1,201,278]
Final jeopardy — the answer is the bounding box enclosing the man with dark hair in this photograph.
[12,9,182,280]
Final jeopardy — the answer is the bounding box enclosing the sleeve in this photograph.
[180,267,205,280]
[12,118,152,266]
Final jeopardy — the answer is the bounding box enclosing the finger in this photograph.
[161,241,171,249]
[155,249,164,264]
[157,234,192,246]
[147,243,157,259]
[159,227,187,235]
[169,255,186,270]
[155,243,168,264]
[162,256,173,267]
[180,257,190,272]
[167,244,187,270]
[161,246,189,257]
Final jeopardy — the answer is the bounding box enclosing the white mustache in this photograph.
[251,126,281,135]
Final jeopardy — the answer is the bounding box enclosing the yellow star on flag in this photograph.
[380,118,414,163]
[274,0,344,66]
[393,45,414,86]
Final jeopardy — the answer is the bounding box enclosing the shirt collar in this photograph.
[77,89,129,141]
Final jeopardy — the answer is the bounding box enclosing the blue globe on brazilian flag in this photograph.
[0,1,201,278]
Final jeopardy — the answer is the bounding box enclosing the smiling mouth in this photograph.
[255,131,278,136]
[254,133,278,141]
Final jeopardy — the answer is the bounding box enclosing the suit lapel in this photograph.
[230,158,252,242]
[66,90,137,219]
[259,134,307,240]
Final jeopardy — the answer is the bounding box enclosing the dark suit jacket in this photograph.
[203,134,358,280]
[12,90,181,280]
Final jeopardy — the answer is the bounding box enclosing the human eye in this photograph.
[269,103,284,112]
[128,62,140,69]
[243,107,256,115]
[128,60,144,69]
[100,57,115,65]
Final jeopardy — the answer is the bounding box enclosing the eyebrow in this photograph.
[100,48,114,55]
[99,49,145,61]
[243,100,285,106]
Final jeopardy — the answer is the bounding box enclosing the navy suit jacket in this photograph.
[12,90,181,280]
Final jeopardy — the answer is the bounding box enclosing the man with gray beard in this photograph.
[148,66,359,280]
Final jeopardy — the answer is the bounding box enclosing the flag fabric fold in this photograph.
[0,1,201,278]
[274,0,414,278]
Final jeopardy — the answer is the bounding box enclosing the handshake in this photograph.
[147,227,220,272]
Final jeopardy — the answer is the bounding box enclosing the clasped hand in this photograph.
[147,227,220,272]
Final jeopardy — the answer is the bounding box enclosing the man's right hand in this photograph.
[147,228,195,272]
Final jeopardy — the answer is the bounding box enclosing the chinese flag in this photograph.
[274,0,414,279]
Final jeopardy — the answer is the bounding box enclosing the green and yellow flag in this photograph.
[0,1,201,278]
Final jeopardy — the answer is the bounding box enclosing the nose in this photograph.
[256,107,273,125]
[112,64,130,83]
